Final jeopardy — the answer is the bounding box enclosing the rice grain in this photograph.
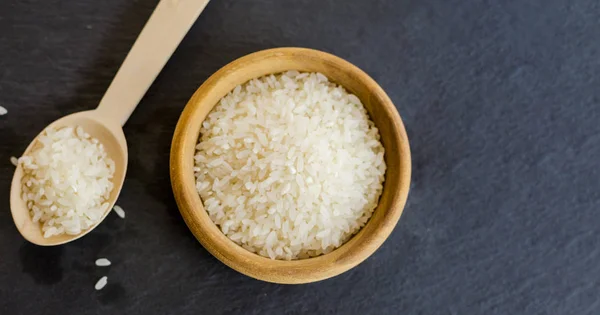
[20,126,115,238]
[194,72,386,260]
[112,205,125,219]
[95,258,111,267]
[94,276,108,290]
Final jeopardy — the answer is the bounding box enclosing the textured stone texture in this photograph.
[1,0,599,314]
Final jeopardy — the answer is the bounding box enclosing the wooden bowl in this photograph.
[170,47,411,284]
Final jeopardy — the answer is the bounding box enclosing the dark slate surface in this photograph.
[1,0,599,314]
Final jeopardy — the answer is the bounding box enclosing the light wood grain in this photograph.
[170,47,412,284]
[9,0,210,246]
[97,0,210,126]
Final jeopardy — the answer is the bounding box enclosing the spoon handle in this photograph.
[96,0,210,126]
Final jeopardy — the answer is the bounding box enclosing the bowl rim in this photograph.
[170,47,411,284]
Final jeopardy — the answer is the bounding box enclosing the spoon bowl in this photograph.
[10,110,127,246]
[9,0,210,245]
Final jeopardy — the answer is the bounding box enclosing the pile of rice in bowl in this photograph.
[194,71,386,260]
[18,126,115,238]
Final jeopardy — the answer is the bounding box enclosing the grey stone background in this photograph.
[1,0,599,314]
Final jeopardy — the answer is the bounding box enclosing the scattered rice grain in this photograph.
[112,205,125,219]
[95,258,111,267]
[94,276,108,290]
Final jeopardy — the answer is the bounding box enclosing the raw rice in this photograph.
[20,126,115,238]
[10,156,18,166]
[0,106,6,115]
[112,205,125,219]
[194,71,386,260]
[95,258,111,267]
[94,276,108,290]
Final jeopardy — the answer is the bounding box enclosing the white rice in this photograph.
[194,71,386,260]
[0,105,6,115]
[10,156,18,166]
[112,205,125,219]
[95,258,111,267]
[94,276,108,290]
[20,126,115,238]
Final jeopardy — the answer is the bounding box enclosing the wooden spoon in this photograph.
[10,0,210,246]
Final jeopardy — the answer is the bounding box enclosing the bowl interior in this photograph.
[170,48,411,283]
